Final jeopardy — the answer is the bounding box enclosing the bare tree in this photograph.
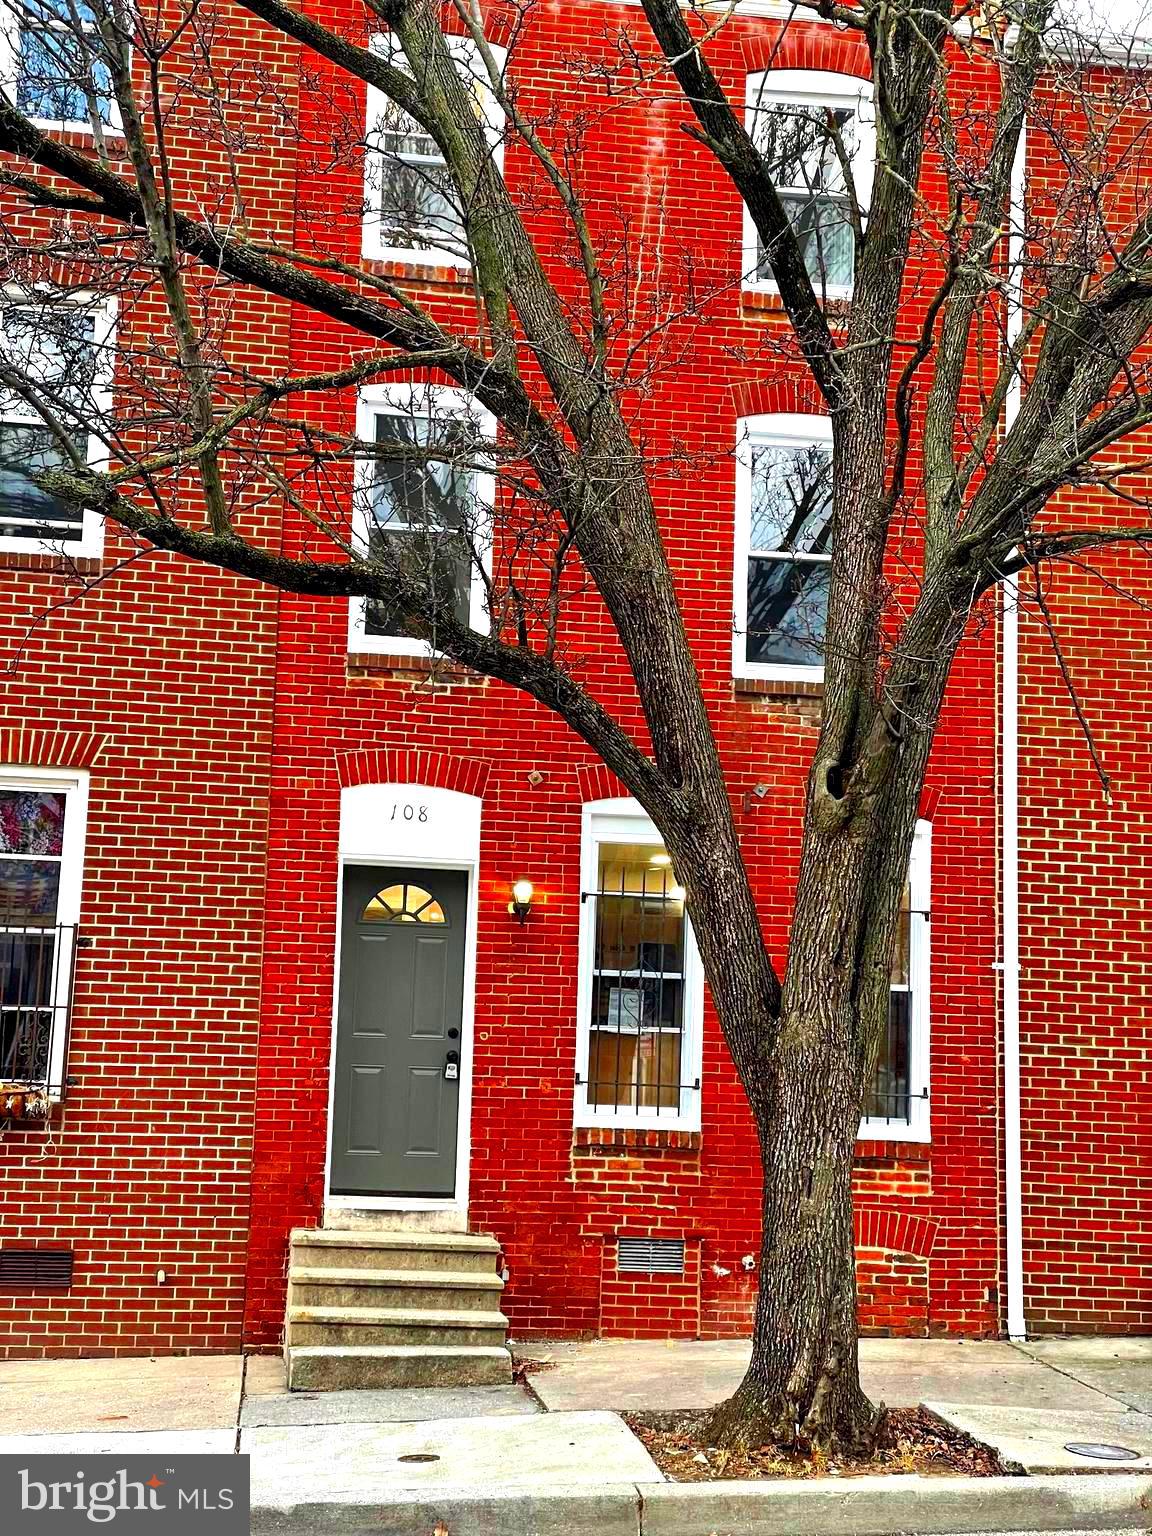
[1,0,1151,1453]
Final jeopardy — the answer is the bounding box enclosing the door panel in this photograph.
[330,865,467,1196]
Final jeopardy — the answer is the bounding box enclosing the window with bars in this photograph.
[0,772,87,1095]
[861,820,931,1141]
[362,34,505,266]
[744,69,874,298]
[576,804,703,1129]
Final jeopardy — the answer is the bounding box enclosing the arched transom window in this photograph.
[361,882,447,924]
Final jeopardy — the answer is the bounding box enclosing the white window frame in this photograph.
[574,797,704,1132]
[362,33,506,267]
[733,410,833,683]
[347,381,494,657]
[0,763,89,1096]
[0,6,122,136]
[0,288,116,558]
[859,818,931,1143]
[743,68,874,300]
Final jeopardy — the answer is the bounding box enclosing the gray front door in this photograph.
[330,865,467,1197]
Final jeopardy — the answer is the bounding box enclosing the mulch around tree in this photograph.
[623,1405,1006,1482]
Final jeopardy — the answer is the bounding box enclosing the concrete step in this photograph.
[286,1344,512,1392]
[286,1305,508,1349]
[289,1267,505,1312]
[290,1229,501,1274]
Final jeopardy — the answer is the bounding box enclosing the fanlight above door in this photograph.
[360,882,447,925]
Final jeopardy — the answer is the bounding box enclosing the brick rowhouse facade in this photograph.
[1,0,1146,1360]
[241,0,1003,1350]
[0,6,296,1355]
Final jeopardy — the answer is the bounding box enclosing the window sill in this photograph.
[742,287,851,322]
[573,1126,702,1154]
[0,548,102,575]
[27,121,124,151]
[363,257,472,287]
[855,1139,932,1162]
[735,675,824,699]
[346,650,485,684]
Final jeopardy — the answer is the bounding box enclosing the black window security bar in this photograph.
[580,854,700,1117]
[0,925,78,1095]
[863,988,926,1126]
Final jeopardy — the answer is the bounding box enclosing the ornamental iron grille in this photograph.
[0,924,77,1091]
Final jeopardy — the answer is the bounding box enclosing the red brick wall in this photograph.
[0,4,297,1356]
[1014,76,1152,1337]
[242,1,1003,1350]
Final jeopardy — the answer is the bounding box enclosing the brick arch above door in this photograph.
[334,747,492,798]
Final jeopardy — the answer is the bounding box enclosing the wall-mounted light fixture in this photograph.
[508,879,534,924]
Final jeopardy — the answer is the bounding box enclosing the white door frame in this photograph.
[324,784,481,1220]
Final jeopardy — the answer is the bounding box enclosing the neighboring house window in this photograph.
[745,68,873,297]
[0,768,88,1094]
[348,383,493,656]
[0,293,115,556]
[861,819,931,1142]
[575,799,704,1131]
[363,34,505,265]
[5,0,115,129]
[733,411,833,680]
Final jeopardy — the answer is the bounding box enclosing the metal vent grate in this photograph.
[617,1236,685,1275]
[0,1248,74,1289]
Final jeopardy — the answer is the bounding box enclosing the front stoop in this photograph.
[285,1229,511,1391]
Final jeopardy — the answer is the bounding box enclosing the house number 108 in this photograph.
[390,803,429,822]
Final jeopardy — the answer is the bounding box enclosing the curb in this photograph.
[250,1471,1152,1535]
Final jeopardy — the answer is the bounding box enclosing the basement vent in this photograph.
[0,1248,74,1289]
[617,1237,685,1275]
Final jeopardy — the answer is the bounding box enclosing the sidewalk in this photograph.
[1,1338,1150,1533]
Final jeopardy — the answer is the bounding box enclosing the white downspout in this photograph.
[1003,114,1027,1344]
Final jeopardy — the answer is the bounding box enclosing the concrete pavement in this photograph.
[520,1336,1148,1414]
[2,1340,1150,1534]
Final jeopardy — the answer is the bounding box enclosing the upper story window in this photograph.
[733,411,833,681]
[745,69,873,298]
[2,0,115,131]
[0,767,88,1095]
[861,819,931,1142]
[0,293,115,557]
[348,382,493,657]
[575,800,704,1131]
[363,34,505,266]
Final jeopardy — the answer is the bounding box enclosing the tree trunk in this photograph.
[700,991,877,1453]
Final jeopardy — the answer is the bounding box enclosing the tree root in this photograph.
[698,1369,884,1458]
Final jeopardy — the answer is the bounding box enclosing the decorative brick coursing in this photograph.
[0,730,108,770]
[854,1207,940,1260]
[574,762,629,805]
[573,1128,702,1154]
[333,746,491,797]
[738,25,870,77]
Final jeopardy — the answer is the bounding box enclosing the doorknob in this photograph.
[444,1049,460,1082]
